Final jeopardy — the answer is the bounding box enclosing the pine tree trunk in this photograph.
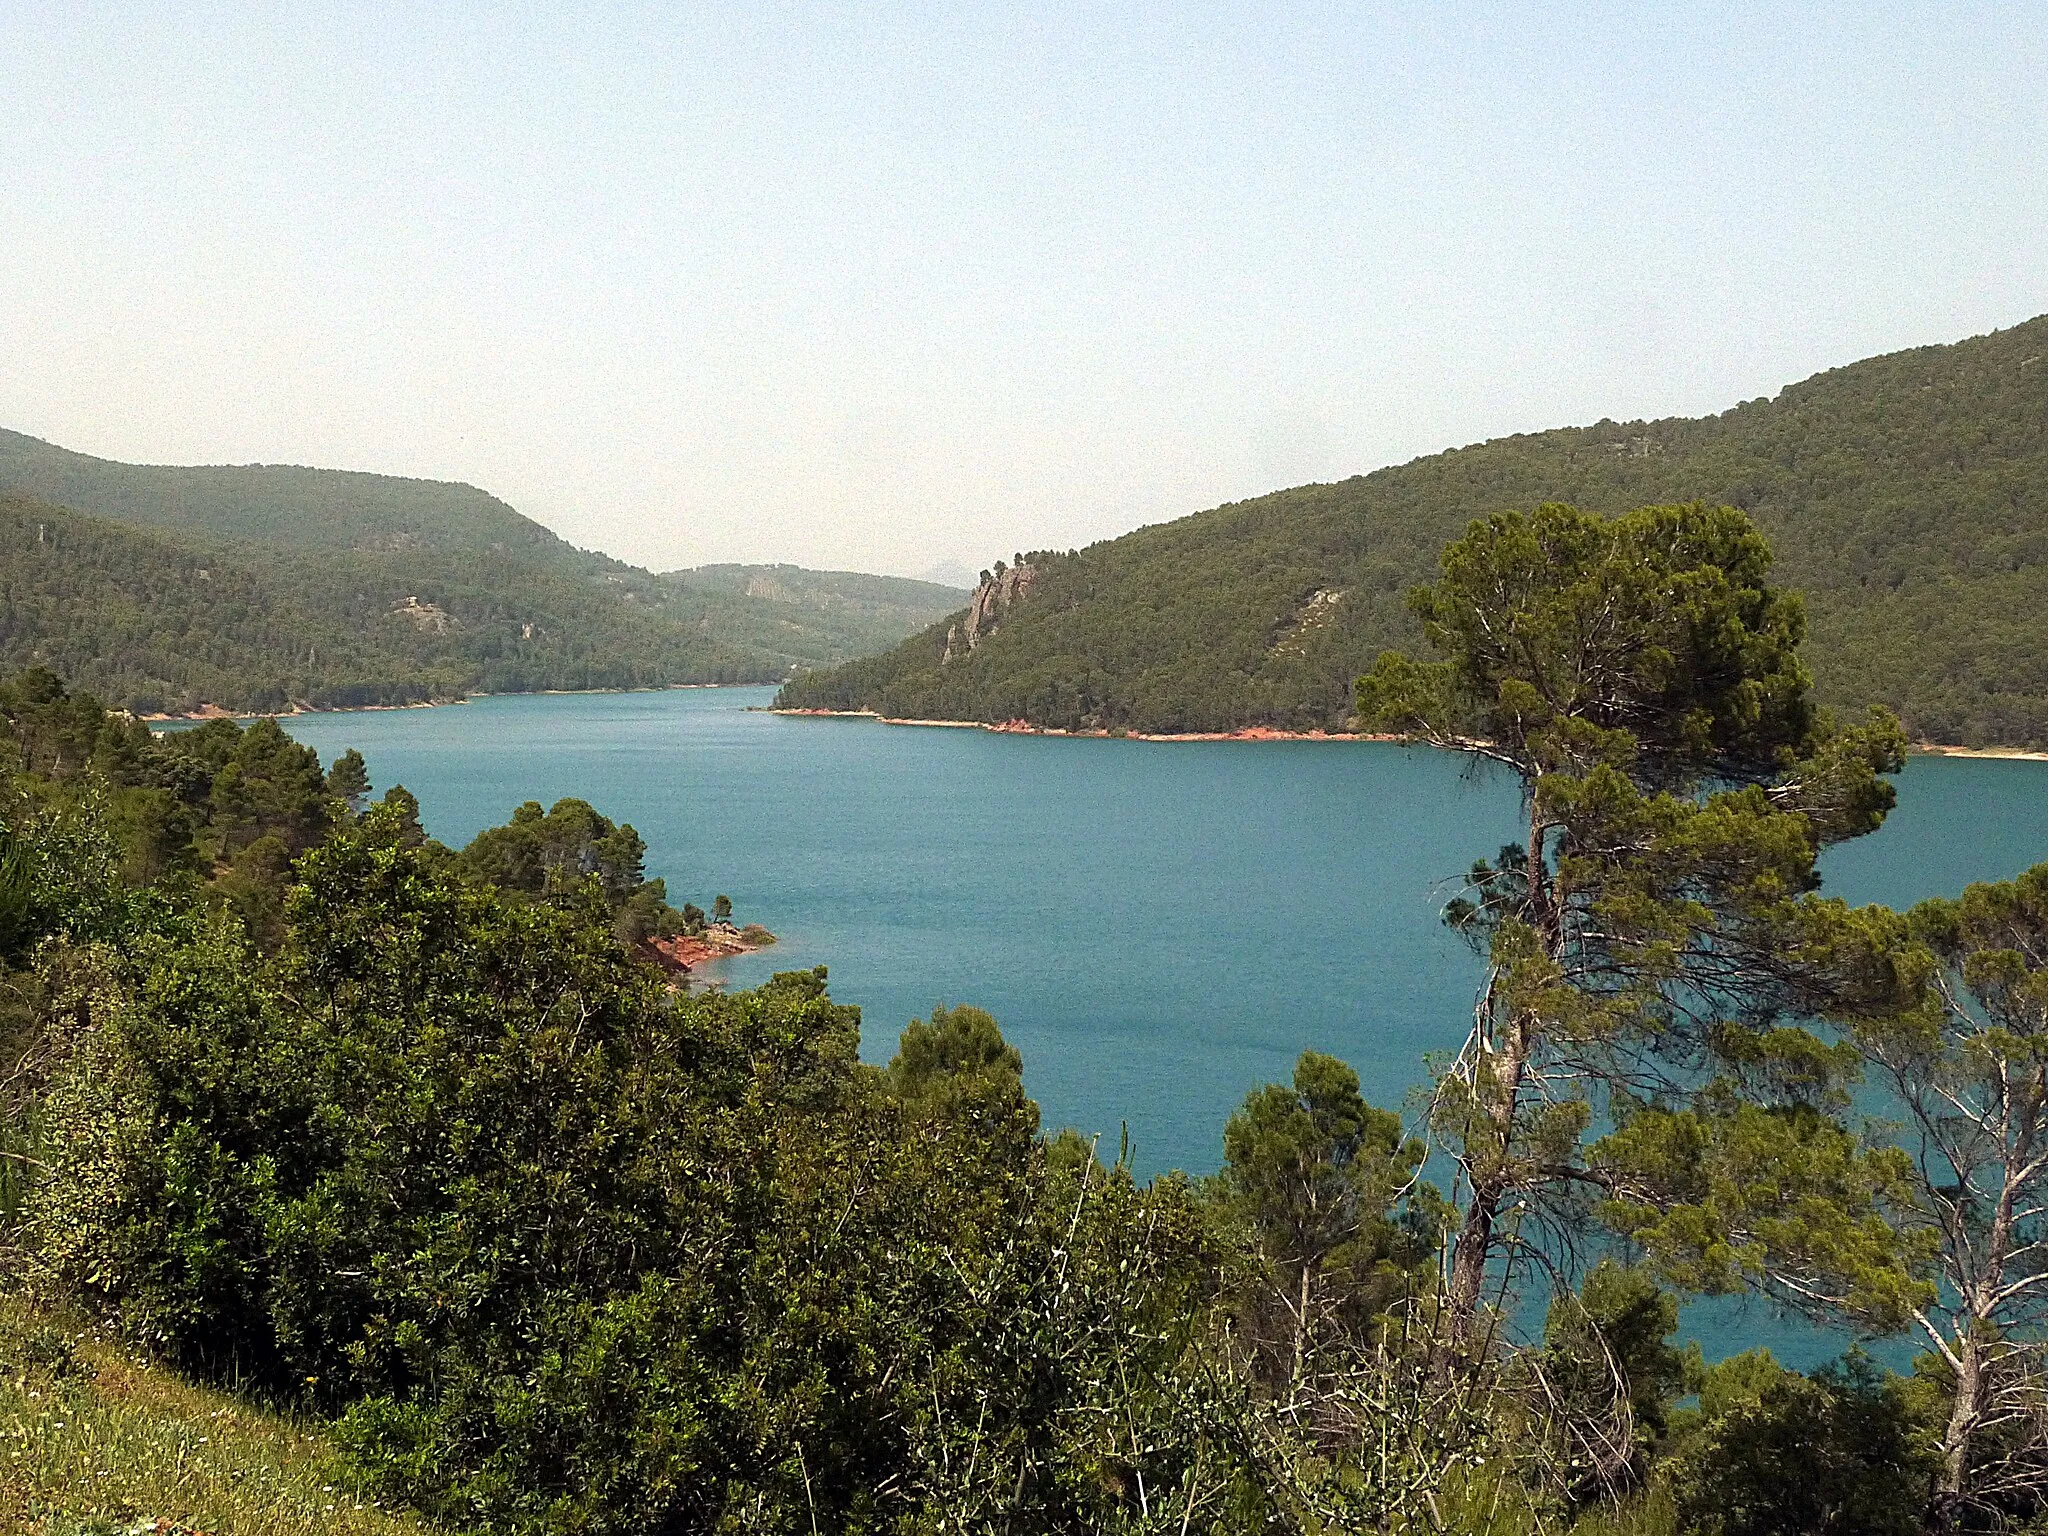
[1445,1174,1500,1349]
[1445,809,1550,1355]
[1928,1331,1983,1534]
[1445,1007,1533,1351]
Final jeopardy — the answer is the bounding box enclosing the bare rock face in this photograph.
[393,595,457,632]
[942,557,1039,663]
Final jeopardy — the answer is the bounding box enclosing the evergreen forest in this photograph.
[13,501,2048,1534]
[0,430,964,714]
[780,313,2048,746]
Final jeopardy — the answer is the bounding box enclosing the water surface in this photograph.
[278,689,2048,1363]
[278,687,2048,1176]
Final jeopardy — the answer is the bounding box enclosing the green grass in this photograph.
[0,1290,435,1536]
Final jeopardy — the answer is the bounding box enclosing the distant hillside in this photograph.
[654,564,968,669]
[778,313,2048,747]
[0,492,775,712]
[666,562,969,613]
[0,427,575,560]
[0,434,962,713]
[0,493,452,712]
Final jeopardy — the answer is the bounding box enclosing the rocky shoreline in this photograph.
[767,707,1392,743]
[644,921,777,976]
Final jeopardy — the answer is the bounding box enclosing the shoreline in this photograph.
[1910,742,2048,762]
[645,926,777,973]
[769,710,2048,758]
[766,708,1396,743]
[139,679,772,724]
[141,695,2048,760]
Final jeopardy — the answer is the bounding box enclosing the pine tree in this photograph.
[1357,501,1905,1348]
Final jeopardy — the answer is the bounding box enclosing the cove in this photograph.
[277,686,2048,1361]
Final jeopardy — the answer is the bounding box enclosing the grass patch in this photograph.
[0,1288,435,1536]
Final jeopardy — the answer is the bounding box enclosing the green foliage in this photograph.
[1355,500,1909,1351]
[11,618,2034,1531]
[1530,1263,1702,1513]
[454,796,710,946]
[888,1002,1038,1133]
[1360,501,1816,786]
[325,749,371,813]
[1595,1089,1934,1335]
[0,790,133,965]
[1210,1051,1440,1375]
[0,490,770,712]
[178,718,334,856]
[1852,862,2048,1518]
[1540,1262,1700,1459]
[0,431,966,713]
[25,813,1255,1532]
[1658,1350,1937,1536]
[0,427,570,558]
[456,798,648,903]
[0,494,456,715]
[782,313,2048,745]
[0,784,139,1231]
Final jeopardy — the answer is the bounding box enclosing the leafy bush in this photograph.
[1659,1350,1937,1536]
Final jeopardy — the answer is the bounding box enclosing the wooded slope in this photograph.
[779,313,2048,746]
[0,433,964,713]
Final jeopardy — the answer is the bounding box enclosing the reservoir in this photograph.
[278,686,2048,1175]
[279,686,2048,1362]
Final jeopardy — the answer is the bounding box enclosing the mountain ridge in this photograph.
[777,312,2048,747]
[0,427,575,560]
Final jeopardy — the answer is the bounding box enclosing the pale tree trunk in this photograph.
[1444,810,1553,1354]
[1929,1330,1985,1534]
[1292,1259,1310,1385]
[1445,1005,1534,1351]
[1926,1083,2030,1534]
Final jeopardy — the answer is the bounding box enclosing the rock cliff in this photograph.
[942,557,1039,663]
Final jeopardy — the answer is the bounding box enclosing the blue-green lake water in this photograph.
[274,685,2048,1362]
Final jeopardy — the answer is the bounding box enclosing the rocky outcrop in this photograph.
[643,920,776,977]
[1269,587,1345,658]
[942,557,1039,663]
[393,595,456,632]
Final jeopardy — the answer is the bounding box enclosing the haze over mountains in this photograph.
[780,313,2048,748]
[0,429,964,714]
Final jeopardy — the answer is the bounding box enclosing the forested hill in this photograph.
[0,433,965,714]
[778,312,2048,746]
[0,427,575,561]
[0,491,770,712]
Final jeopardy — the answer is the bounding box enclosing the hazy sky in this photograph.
[2,5,2044,579]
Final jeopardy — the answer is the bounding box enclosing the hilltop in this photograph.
[0,427,578,560]
[778,313,2048,747]
[0,433,963,713]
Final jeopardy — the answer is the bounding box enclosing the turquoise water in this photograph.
[276,687,2048,1362]
[276,686,2048,1177]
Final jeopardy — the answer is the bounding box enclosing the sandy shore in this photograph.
[1911,743,2048,762]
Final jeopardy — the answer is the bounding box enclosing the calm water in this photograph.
[276,686,2048,1362]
